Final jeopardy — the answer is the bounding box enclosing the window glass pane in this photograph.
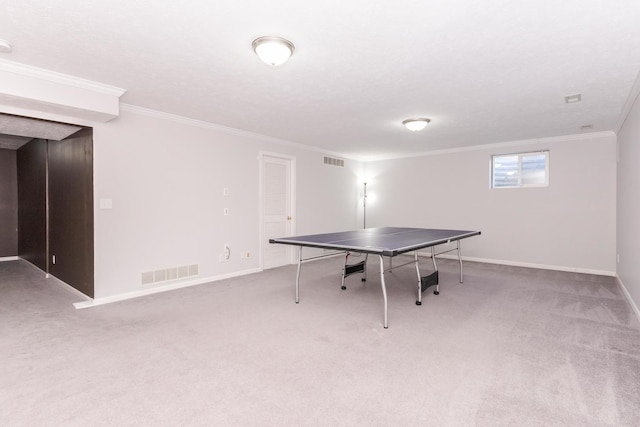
[493,155,519,188]
[521,153,547,185]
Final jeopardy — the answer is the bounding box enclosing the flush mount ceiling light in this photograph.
[0,39,12,53]
[402,118,431,131]
[252,36,295,66]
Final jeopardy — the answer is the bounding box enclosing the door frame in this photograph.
[258,151,296,269]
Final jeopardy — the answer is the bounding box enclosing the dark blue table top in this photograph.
[270,227,481,256]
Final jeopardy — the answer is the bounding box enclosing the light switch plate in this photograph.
[99,198,113,209]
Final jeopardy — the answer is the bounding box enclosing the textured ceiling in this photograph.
[1,0,639,160]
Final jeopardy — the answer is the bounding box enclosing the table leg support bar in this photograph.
[415,248,441,305]
[421,271,439,293]
[342,253,367,290]
[431,246,440,295]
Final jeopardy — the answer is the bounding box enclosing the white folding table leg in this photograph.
[414,251,423,305]
[457,240,464,283]
[341,252,350,290]
[379,255,388,329]
[295,246,302,303]
[431,246,440,295]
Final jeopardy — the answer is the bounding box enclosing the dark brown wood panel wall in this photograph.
[17,139,47,271]
[0,149,18,257]
[48,128,94,297]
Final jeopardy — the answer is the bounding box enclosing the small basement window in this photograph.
[491,151,549,188]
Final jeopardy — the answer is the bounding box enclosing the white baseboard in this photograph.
[304,250,617,277]
[616,276,640,323]
[426,253,616,277]
[0,256,19,262]
[74,267,263,309]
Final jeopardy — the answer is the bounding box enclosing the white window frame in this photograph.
[490,150,549,189]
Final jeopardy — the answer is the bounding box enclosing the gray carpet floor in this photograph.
[1,257,639,426]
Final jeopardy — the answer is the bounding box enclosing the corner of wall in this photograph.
[616,275,640,324]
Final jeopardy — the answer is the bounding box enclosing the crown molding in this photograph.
[121,105,615,164]
[364,131,617,162]
[0,59,126,123]
[0,59,126,96]
[120,104,355,161]
[615,69,640,133]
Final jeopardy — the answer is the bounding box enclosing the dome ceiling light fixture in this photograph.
[0,39,13,53]
[402,118,431,131]
[252,36,295,66]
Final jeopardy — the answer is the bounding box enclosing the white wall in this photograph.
[92,108,361,299]
[28,103,619,301]
[364,133,617,275]
[617,90,640,316]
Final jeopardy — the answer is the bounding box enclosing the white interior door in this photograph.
[261,154,293,269]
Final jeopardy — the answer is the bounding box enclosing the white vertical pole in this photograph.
[363,182,367,229]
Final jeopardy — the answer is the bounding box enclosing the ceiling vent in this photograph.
[564,94,582,104]
[324,156,344,167]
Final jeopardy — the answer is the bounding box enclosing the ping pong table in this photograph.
[269,227,481,328]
